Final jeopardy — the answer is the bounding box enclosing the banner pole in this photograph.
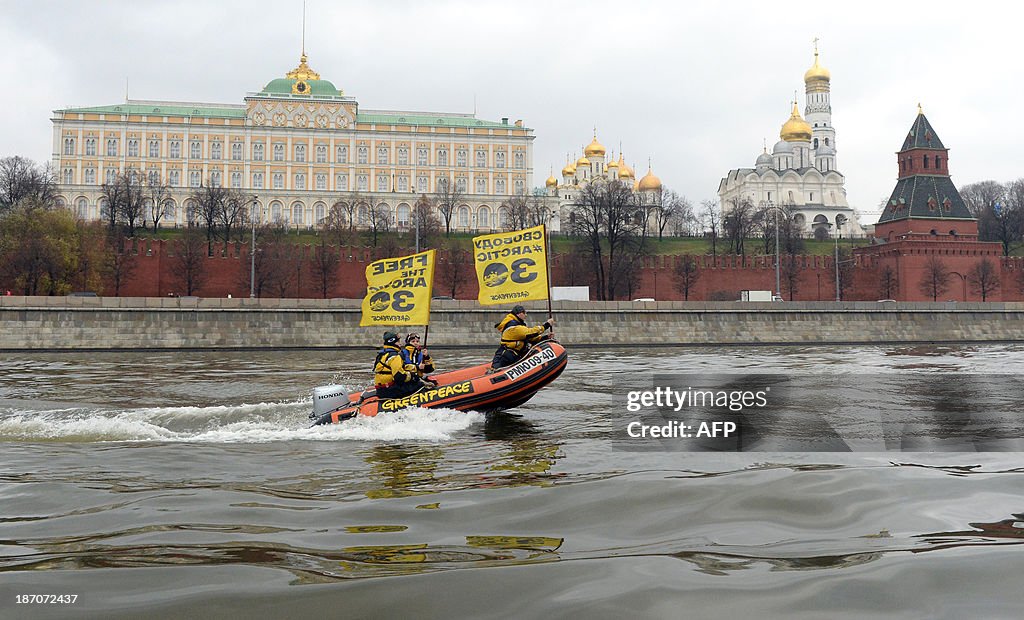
[544,222,554,337]
[423,324,430,348]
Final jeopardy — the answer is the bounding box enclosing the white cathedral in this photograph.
[718,45,864,237]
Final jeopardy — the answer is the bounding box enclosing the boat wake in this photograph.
[0,400,482,443]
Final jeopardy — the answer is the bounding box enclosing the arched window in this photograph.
[514,152,524,169]
[253,143,264,161]
[459,205,469,227]
[271,201,283,222]
[397,203,410,226]
[273,143,284,161]
[292,203,304,225]
[337,145,348,163]
[456,149,467,167]
[495,152,506,168]
[316,145,327,163]
[377,146,388,165]
[357,146,368,164]
[397,147,409,165]
[189,141,200,159]
[478,205,491,229]
[76,197,89,218]
[923,155,929,169]
[496,179,506,194]
[498,207,510,229]
[210,142,221,160]
[295,144,306,162]
[314,202,326,224]
[437,148,448,166]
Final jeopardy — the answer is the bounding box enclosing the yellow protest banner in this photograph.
[472,225,549,306]
[360,249,435,327]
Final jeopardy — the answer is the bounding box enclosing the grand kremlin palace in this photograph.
[50,53,539,231]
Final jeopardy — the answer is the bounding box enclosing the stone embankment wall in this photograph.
[2,297,1024,350]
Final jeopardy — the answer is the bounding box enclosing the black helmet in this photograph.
[405,333,420,345]
[511,305,526,315]
[383,331,400,345]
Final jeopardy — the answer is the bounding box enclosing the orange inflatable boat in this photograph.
[310,340,568,425]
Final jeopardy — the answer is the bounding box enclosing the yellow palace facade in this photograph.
[50,53,537,231]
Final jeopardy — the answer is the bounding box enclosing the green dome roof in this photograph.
[261,77,340,97]
[259,54,342,97]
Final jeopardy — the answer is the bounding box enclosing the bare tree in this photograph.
[411,194,442,248]
[967,258,1000,301]
[433,177,463,237]
[723,198,757,257]
[878,265,898,299]
[780,253,802,301]
[145,175,173,232]
[0,156,57,213]
[323,200,359,247]
[308,238,340,298]
[699,200,721,257]
[174,226,208,296]
[217,191,250,244]
[367,202,393,247]
[570,180,649,300]
[103,228,137,296]
[190,182,231,250]
[673,254,700,300]
[919,256,951,301]
[438,240,471,298]
[961,180,1020,255]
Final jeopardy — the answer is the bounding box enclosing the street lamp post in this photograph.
[833,220,843,302]
[249,197,259,298]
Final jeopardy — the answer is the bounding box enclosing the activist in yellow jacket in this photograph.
[401,333,435,379]
[490,305,555,370]
[374,332,423,399]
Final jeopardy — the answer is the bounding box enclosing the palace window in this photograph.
[189,171,201,187]
[337,145,348,163]
[459,206,469,227]
[273,143,284,161]
[316,145,327,163]
[168,170,179,186]
[456,149,467,167]
[273,173,284,189]
[231,142,242,160]
[231,171,241,188]
[336,174,348,191]
[397,204,409,226]
[211,142,222,160]
[476,149,486,167]
[85,138,97,156]
[149,140,160,158]
[397,176,408,192]
[63,168,73,184]
[169,140,181,158]
[295,144,306,162]
[417,148,428,166]
[253,172,264,189]
[106,139,119,157]
[293,204,304,225]
[147,170,159,185]
[417,176,427,193]
[438,177,449,192]
[357,146,368,164]
[357,175,368,191]
[77,198,88,218]
[514,179,524,195]
[316,173,326,190]
[85,168,96,184]
[105,168,117,184]
[397,147,409,165]
[295,173,305,189]
[514,151,524,169]
[495,178,506,194]
[437,148,448,166]
[253,143,264,161]
[456,177,467,193]
[210,171,221,187]
[476,178,486,194]
[63,137,75,155]
[495,151,505,168]
[190,141,201,159]
[377,175,389,192]
[314,203,325,224]
[377,146,389,165]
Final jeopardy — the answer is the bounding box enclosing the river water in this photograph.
[2,344,1024,619]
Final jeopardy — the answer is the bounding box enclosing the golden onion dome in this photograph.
[804,49,831,83]
[633,180,640,191]
[638,168,662,191]
[616,154,634,178]
[607,158,619,169]
[562,161,576,176]
[780,102,812,142]
[545,174,558,188]
[584,135,606,157]
[576,155,591,167]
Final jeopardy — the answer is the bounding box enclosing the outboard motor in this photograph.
[310,384,352,420]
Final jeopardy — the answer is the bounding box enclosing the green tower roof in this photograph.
[258,54,343,98]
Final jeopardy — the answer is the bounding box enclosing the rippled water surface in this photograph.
[2,344,1024,619]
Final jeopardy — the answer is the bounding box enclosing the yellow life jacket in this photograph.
[373,345,408,386]
[495,313,545,353]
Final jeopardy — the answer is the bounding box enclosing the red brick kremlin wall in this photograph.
[110,238,1024,302]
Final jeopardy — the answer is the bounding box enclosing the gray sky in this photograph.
[2,0,1019,219]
